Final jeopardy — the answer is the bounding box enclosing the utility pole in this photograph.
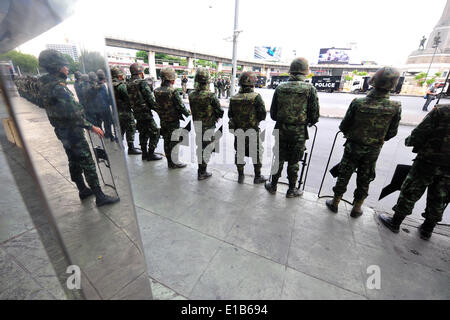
[424,32,442,84]
[230,0,240,96]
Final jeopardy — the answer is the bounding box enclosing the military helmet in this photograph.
[129,63,144,75]
[368,67,400,91]
[81,74,89,82]
[88,71,98,82]
[238,71,257,86]
[160,67,177,81]
[38,49,69,74]
[74,71,82,79]
[195,67,210,83]
[96,69,106,80]
[110,66,123,79]
[289,57,310,75]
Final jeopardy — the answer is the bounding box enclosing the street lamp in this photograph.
[230,0,241,96]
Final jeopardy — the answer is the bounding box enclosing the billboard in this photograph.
[318,48,350,64]
[254,46,282,61]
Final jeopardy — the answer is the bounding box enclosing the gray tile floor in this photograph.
[1,96,449,299]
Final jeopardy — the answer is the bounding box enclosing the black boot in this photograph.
[147,148,162,161]
[326,195,342,213]
[419,219,436,240]
[141,144,148,161]
[198,165,212,180]
[128,143,142,155]
[237,167,245,184]
[253,165,267,184]
[264,176,278,194]
[378,212,406,233]
[93,187,120,207]
[286,179,303,198]
[74,178,93,200]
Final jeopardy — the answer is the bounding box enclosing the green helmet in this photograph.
[88,71,97,82]
[81,74,89,82]
[369,67,400,91]
[160,67,177,81]
[238,71,257,86]
[195,67,210,83]
[96,69,106,80]
[130,63,143,75]
[289,57,309,75]
[74,71,82,79]
[110,66,123,79]
[38,49,69,74]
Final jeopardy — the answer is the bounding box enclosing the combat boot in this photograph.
[147,148,162,161]
[237,167,245,184]
[378,212,406,233]
[350,199,364,218]
[264,176,278,194]
[168,160,187,169]
[141,145,149,161]
[253,165,267,184]
[198,165,212,181]
[127,143,142,155]
[74,177,94,200]
[325,195,341,213]
[286,179,303,198]
[419,219,436,240]
[93,187,120,207]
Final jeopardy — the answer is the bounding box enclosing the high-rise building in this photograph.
[46,43,79,62]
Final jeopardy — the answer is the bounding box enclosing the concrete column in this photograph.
[217,62,223,72]
[147,51,157,79]
[187,57,195,70]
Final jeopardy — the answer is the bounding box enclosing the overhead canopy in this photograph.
[0,0,76,54]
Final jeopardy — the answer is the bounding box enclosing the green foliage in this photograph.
[62,54,81,75]
[414,72,427,80]
[352,69,367,76]
[280,73,289,76]
[136,50,148,63]
[195,59,217,69]
[435,72,442,77]
[0,50,39,74]
[417,79,426,87]
[345,75,353,81]
[426,78,436,86]
[155,53,187,66]
[79,50,106,73]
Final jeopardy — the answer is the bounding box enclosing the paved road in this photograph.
[174,91,450,224]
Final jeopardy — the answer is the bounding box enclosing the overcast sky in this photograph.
[19,0,447,66]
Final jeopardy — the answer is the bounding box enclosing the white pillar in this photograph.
[187,57,195,70]
[217,62,223,72]
[147,51,157,79]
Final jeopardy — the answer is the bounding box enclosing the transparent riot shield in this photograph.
[0,1,151,299]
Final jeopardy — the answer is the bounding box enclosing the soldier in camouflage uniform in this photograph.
[74,71,83,103]
[82,71,101,126]
[95,69,115,141]
[265,57,320,198]
[37,49,119,207]
[78,74,89,109]
[228,71,267,184]
[189,67,224,180]
[127,63,162,161]
[110,66,141,155]
[379,104,450,240]
[326,67,402,217]
[154,67,191,169]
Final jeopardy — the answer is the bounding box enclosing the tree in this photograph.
[79,50,106,73]
[0,50,39,75]
[63,54,81,75]
[136,50,148,63]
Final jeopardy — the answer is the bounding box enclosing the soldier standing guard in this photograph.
[265,57,320,198]
[189,67,224,180]
[74,71,83,102]
[127,63,162,161]
[37,49,119,207]
[154,67,191,169]
[228,71,267,184]
[326,67,402,217]
[379,104,450,240]
[110,66,141,155]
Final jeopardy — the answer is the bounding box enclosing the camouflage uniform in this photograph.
[82,72,101,126]
[110,67,139,154]
[95,69,114,140]
[380,104,450,239]
[74,71,83,103]
[154,67,190,168]
[37,49,119,206]
[127,63,161,160]
[266,57,319,197]
[327,67,402,217]
[189,68,224,179]
[228,72,267,184]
